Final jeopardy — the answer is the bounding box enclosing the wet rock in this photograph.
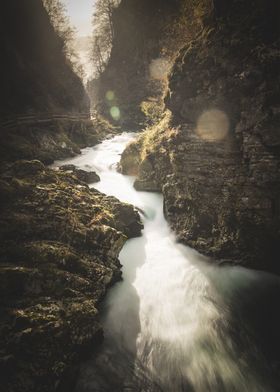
[134,179,160,192]
[0,160,142,392]
[118,142,141,175]
[60,164,76,171]
[59,165,100,184]
[104,198,144,237]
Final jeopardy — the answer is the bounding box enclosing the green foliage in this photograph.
[90,0,120,77]
[136,110,173,160]
[140,98,165,126]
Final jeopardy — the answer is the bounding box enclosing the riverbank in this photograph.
[0,113,118,165]
[0,148,142,392]
[1,2,144,390]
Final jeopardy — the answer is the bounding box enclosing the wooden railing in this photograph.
[0,112,92,129]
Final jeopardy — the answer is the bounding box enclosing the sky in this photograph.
[62,0,95,37]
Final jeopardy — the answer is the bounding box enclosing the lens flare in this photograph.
[196,109,229,141]
[106,90,115,101]
[110,106,120,120]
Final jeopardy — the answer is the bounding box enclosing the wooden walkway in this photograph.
[0,112,92,129]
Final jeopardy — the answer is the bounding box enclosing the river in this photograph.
[55,133,280,392]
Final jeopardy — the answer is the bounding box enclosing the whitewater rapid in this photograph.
[55,133,280,392]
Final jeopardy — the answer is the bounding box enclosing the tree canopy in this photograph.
[42,0,85,79]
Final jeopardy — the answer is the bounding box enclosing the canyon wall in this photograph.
[120,0,280,273]
[0,0,98,163]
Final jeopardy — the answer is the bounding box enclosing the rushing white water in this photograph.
[55,133,280,392]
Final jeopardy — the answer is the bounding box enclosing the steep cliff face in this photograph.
[0,0,99,163]
[92,0,181,130]
[120,0,280,273]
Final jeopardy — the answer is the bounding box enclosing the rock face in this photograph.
[59,165,101,184]
[120,0,280,273]
[0,160,143,392]
[91,0,181,130]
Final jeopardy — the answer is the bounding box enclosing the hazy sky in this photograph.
[62,0,95,37]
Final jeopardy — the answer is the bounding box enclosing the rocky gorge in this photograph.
[1,0,280,390]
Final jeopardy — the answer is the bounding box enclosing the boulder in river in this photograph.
[59,164,101,183]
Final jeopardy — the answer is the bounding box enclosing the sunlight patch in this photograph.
[196,110,229,141]
[149,58,170,80]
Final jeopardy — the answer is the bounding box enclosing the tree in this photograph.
[42,0,85,79]
[90,0,119,77]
